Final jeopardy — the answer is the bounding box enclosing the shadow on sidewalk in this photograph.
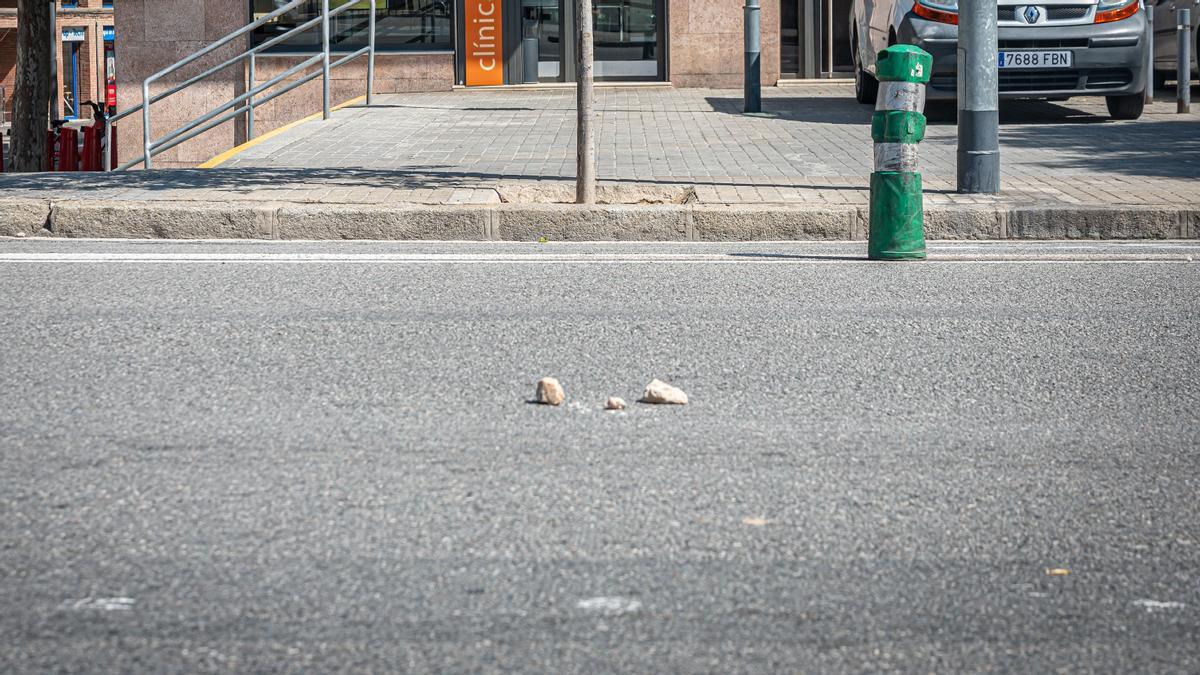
[999,118,1200,177]
[0,167,871,196]
[705,96,873,124]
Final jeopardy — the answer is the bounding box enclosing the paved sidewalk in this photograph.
[215,82,1200,208]
[0,84,1197,240]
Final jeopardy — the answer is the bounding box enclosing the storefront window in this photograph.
[250,0,453,53]
[104,27,117,113]
[593,0,657,78]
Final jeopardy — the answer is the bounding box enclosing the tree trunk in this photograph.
[11,0,52,172]
[575,0,595,204]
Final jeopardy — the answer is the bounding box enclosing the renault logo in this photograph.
[1023,5,1041,22]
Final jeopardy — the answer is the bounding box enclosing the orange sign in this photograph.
[464,0,503,86]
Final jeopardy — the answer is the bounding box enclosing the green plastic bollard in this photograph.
[868,45,932,261]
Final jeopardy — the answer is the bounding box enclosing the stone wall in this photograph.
[248,53,454,136]
[669,0,780,88]
[114,0,247,168]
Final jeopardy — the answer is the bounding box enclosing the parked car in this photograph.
[1151,0,1199,88]
[851,0,1150,119]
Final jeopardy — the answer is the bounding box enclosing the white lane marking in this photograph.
[0,253,1194,264]
[1132,599,1186,612]
[71,597,136,611]
[576,596,643,615]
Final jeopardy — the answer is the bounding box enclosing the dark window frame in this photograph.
[248,0,455,54]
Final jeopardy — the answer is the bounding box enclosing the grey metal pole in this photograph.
[103,117,111,171]
[826,0,834,77]
[1179,6,1192,114]
[367,0,376,105]
[248,52,256,140]
[321,0,331,120]
[744,0,761,113]
[576,0,596,204]
[1145,6,1154,105]
[142,79,152,169]
[364,0,374,105]
[956,0,999,193]
[48,1,58,121]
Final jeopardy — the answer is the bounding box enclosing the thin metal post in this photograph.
[248,52,256,139]
[956,0,999,193]
[103,116,111,171]
[826,0,834,77]
[744,0,761,113]
[322,0,331,120]
[142,79,152,169]
[49,1,58,121]
[576,0,595,204]
[1145,6,1154,105]
[367,0,376,105]
[1179,6,1192,114]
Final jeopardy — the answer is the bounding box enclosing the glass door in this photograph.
[61,41,81,119]
[781,0,854,78]
[522,0,563,81]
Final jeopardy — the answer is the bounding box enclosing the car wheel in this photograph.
[853,31,878,104]
[1105,93,1144,120]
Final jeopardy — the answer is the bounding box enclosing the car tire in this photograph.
[1105,93,1144,120]
[855,65,879,105]
[852,30,878,105]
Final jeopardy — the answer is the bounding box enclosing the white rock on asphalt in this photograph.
[640,379,688,405]
[536,377,565,406]
[604,397,627,411]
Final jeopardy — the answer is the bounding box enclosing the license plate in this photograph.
[998,50,1073,69]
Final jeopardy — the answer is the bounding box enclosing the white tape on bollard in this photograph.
[876,81,925,113]
[873,142,920,172]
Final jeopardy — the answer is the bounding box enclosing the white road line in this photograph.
[0,253,1190,264]
[0,253,1194,264]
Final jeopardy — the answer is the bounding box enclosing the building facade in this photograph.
[0,0,116,124]
[113,0,848,168]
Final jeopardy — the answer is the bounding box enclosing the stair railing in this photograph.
[105,0,376,171]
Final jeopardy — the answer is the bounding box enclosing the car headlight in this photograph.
[1095,0,1139,23]
[913,0,959,25]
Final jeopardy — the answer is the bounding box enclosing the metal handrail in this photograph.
[106,0,376,170]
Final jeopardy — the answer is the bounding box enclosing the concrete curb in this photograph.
[2,199,1196,241]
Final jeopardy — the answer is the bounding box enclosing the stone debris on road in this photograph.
[604,397,627,411]
[536,377,565,406]
[640,379,688,405]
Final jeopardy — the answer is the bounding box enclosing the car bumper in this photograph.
[895,11,1148,100]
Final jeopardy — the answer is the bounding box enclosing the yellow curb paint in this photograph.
[198,95,367,169]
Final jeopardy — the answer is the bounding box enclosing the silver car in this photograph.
[851,0,1150,119]
[1151,0,1198,89]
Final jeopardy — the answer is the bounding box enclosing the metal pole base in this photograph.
[956,109,1000,193]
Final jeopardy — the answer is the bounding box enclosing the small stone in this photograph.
[535,377,565,406]
[604,397,627,411]
[640,379,688,405]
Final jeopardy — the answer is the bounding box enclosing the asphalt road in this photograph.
[1,240,1198,673]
